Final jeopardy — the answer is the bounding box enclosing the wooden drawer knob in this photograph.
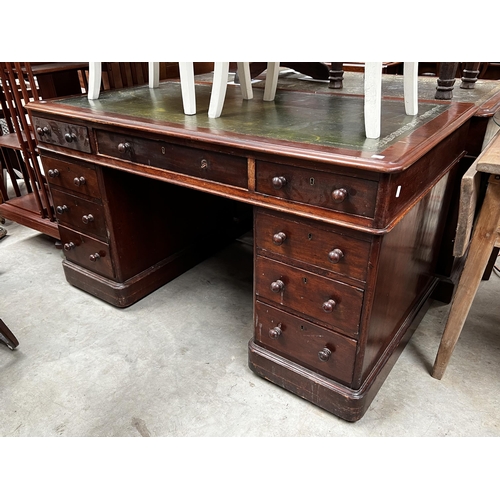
[272,231,287,245]
[63,242,75,251]
[322,299,337,313]
[73,176,86,186]
[82,214,94,224]
[36,126,51,137]
[272,176,287,189]
[328,249,344,263]
[270,279,285,293]
[89,253,101,262]
[56,204,68,215]
[65,133,77,143]
[318,347,332,362]
[268,326,282,339]
[332,188,348,203]
[118,142,132,153]
[48,169,59,178]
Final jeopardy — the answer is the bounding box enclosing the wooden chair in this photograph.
[0,62,57,238]
[213,62,418,138]
[0,318,18,349]
[432,132,500,380]
[88,62,198,115]
[87,62,418,138]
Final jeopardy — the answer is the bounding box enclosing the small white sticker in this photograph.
[371,154,385,159]
[396,185,402,198]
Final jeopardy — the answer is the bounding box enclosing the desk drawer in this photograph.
[33,117,91,153]
[255,160,377,217]
[255,256,363,337]
[43,156,101,199]
[255,210,371,282]
[59,226,114,279]
[52,188,107,240]
[95,130,248,188]
[255,301,356,384]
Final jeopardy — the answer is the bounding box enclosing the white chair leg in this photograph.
[403,62,418,116]
[237,62,253,100]
[208,62,230,118]
[364,61,383,139]
[263,62,280,102]
[179,62,196,115]
[88,62,102,100]
[148,62,160,88]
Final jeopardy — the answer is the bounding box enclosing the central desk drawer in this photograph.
[95,130,248,188]
[59,226,114,279]
[255,160,378,218]
[255,301,357,385]
[255,256,363,337]
[51,188,107,240]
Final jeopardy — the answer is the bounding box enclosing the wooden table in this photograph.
[27,81,476,421]
[432,130,500,379]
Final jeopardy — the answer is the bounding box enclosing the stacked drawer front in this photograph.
[44,155,114,280]
[254,209,372,385]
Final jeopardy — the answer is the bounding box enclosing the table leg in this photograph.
[460,62,481,89]
[435,62,459,100]
[329,62,344,89]
[432,176,500,379]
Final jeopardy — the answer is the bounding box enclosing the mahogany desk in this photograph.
[27,83,476,421]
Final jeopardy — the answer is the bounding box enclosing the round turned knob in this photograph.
[43,126,51,136]
[73,176,86,186]
[48,169,60,178]
[270,279,285,293]
[318,347,332,362]
[36,126,44,136]
[82,214,94,224]
[64,132,77,143]
[272,176,287,189]
[89,253,101,262]
[332,188,348,203]
[272,232,287,245]
[328,249,344,264]
[322,299,337,313]
[56,205,68,215]
[63,242,75,251]
[268,326,282,339]
[118,142,132,153]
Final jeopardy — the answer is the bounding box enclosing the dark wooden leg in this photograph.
[460,62,481,89]
[482,247,499,280]
[0,318,19,349]
[329,62,344,89]
[435,62,459,99]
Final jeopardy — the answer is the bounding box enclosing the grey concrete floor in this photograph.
[0,218,499,437]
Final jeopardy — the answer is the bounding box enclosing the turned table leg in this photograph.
[329,62,344,89]
[460,62,481,89]
[432,175,500,379]
[435,62,459,100]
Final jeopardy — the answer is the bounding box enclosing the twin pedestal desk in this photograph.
[27,83,476,421]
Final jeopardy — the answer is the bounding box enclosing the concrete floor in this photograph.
[0,217,499,437]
